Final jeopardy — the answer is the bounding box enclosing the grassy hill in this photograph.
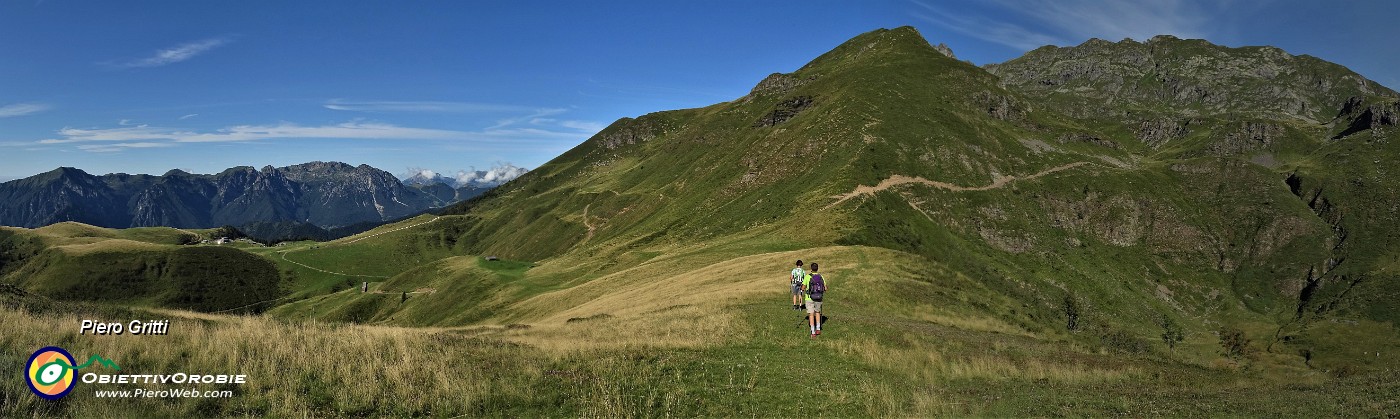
[0,223,281,313]
[3,27,1399,416]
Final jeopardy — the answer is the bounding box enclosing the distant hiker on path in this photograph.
[790,260,806,311]
[804,262,826,338]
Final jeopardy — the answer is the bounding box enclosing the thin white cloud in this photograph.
[912,0,1216,51]
[77,142,174,153]
[487,108,567,130]
[0,103,51,118]
[324,100,544,113]
[324,100,605,136]
[41,122,473,144]
[35,121,591,153]
[115,37,232,68]
[558,120,606,133]
[912,2,1068,50]
[179,113,199,120]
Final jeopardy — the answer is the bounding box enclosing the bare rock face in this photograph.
[933,42,956,59]
[1334,98,1400,139]
[1137,118,1192,148]
[753,95,815,127]
[747,72,809,98]
[1057,133,1120,150]
[598,115,670,150]
[1210,121,1285,155]
[985,36,1398,123]
[972,90,1028,122]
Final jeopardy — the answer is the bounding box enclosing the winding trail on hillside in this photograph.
[278,250,390,279]
[823,162,1088,210]
[581,204,597,243]
[264,216,444,282]
[342,216,440,244]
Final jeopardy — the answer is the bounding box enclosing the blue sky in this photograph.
[2,1,1396,181]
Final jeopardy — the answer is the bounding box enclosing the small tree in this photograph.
[1063,294,1081,332]
[1219,327,1253,361]
[1160,314,1184,352]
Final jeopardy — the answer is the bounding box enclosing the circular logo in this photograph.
[27,346,77,400]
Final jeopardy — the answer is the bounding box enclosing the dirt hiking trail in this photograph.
[824,162,1087,210]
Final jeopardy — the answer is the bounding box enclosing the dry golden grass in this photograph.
[50,239,167,256]
[327,213,441,245]
[30,222,117,239]
[0,307,541,416]
[828,335,1144,385]
[498,246,864,352]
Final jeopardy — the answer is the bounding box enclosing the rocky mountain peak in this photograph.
[1148,34,1180,43]
[986,35,1398,122]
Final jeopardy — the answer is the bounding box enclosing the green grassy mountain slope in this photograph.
[427,27,1398,370]
[0,223,281,313]
[979,34,1400,365]
[4,27,1400,416]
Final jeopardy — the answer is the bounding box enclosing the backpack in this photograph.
[808,273,826,301]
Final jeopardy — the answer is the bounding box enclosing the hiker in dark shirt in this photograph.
[803,262,826,337]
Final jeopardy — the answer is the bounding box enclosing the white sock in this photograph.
[810,326,815,334]
[817,323,821,331]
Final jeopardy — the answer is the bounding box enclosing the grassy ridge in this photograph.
[1,225,281,313]
[4,243,1396,416]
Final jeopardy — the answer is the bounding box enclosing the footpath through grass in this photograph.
[4,283,1398,416]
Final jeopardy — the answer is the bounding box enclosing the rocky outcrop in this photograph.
[1057,133,1119,149]
[1210,121,1285,155]
[972,91,1028,122]
[1137,118,1192,148]
[985,36,1398,123]
[743,72,812,100]
[753,95,815,127]
[1333,98,1400,139]
[934,42,956,59]
[597,114,674,150]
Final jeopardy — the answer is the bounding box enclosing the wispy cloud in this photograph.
[558,120,606,133]
[77,142,174,153]
[113,37,232,68]
[324,100,604,135]
[179,113,199,120]
[35,120,593,152]
[912,1,1068,50]
[0,103,51,118]
[324,100,544,113]
[486,108,568,130]
[912,0,1216,51]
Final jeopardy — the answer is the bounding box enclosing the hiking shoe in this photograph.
[816,330,821,335]
[810,333,817,338]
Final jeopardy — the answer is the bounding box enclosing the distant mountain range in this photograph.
[0,161,511,240]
